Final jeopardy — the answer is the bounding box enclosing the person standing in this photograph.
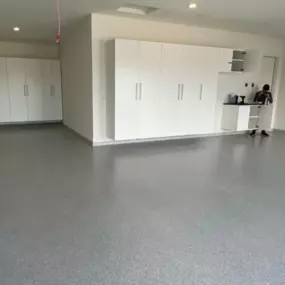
[250,84,273,137]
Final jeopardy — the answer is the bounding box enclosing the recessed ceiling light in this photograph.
[13,27,20,32]
[189,2,197,9]
[116,5,157,15]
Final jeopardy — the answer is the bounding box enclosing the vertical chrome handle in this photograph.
[199,84,203,100]
[140,83,142,101]
[181,84,184,100]
[178,84,181,100]
[135,83,138,101]
[50,85,53,97]
[24,85,26,96]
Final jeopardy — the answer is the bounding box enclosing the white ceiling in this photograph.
[1,0,285,43]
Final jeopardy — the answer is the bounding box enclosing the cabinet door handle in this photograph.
[178,84,181,100]
[24,85,26,96]
[135,83,138,101]
[181,84,184,100]
[199,84,203,100]
[50,85,53,97]
[140,83,142,101]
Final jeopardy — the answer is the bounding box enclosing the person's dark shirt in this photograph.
[254,90,273,105]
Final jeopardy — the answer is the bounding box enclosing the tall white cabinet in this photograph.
[0,57,62,124]
[7,58,28,122]
[113,39,230,141]
[115,40,162,140]
[0,58,11,122]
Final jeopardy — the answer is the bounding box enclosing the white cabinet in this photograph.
[221,105,260,131]
[179,45,220,135]
[113,39,245,142]
[25,59,44,121]
[0,58,11,122]
[137,41,162,139]
[179,45,202,135]
[7,58,28,122]
[196,47,221,134]
[160,43,182,137]
[115,39,162,140]
[42,60,63,121]
[3,58,62,124]
[50,60,63,120]
[115,40,139,140]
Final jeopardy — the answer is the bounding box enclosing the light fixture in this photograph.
[189,2,197,9]
[13,27,20,32]
[116,5,157,15]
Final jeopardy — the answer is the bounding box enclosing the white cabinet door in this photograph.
[160,43,182,137]
[42,60,63,121]
[41,59,53,121]
[25,59,44,121]
[0,58,11,122]
[179,46,203,135]
[197,47,220,134]
[51,60,63,120]
[137,41,162,139]
[115,39,139,140]
[7,58,28,122]
[220,49,233,72]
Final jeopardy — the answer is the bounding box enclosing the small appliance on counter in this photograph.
[228,94,239,105]
[239,96,246,105]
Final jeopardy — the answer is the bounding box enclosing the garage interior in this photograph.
[1,0,285,284]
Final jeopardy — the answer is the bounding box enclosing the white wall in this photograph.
[91,13,285,142]
[274,48,285,130]
[60,16,93,141]
[0,41,59,59]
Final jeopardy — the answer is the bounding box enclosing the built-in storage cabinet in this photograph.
[113,39,258,141]
[0,57,62,124]
[114,39,239,141]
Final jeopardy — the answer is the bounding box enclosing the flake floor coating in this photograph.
[0,125,285,285]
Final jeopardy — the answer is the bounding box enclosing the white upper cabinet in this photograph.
[7,58,28,122]
[0,58,11,122]
[220,49,234,72]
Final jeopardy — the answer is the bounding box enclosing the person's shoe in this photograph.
[261,130,270,137]
[250,130,256,136]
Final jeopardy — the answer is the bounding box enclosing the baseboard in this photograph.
[64,125,93,146]
[0,120,62,126]
[92,130,247,146]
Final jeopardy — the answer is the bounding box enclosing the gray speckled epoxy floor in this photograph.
[1,125,285,285]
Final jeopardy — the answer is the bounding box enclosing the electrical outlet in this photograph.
[245,83,248,87]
